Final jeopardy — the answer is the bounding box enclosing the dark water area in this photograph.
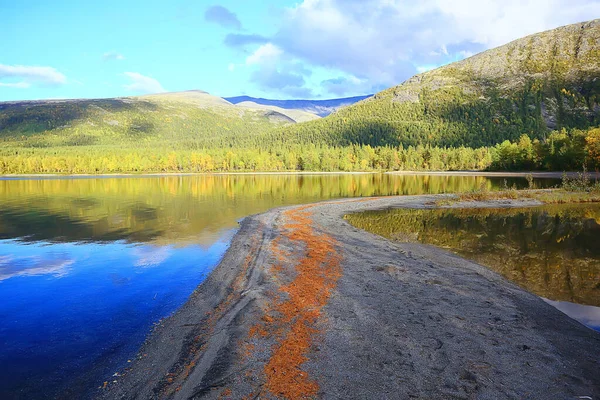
[0,173,558,399]
[346,204,600,332]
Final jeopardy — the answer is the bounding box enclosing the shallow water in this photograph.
[346,204,600,332]
[0,173,557,399]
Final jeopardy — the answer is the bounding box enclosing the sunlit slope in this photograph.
[278,19,600,148]
[0,90,317,149]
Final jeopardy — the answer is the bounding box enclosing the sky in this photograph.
[1,0,600,101]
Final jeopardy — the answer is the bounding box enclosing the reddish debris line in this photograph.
[246,205,343,399]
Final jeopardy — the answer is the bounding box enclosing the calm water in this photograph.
[346,204,600,332]
[0,174,557,399]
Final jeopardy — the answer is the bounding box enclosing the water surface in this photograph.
[346,204,600,331]
[0,173,557,399]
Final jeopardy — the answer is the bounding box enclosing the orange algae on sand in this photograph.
[261,205,342,399]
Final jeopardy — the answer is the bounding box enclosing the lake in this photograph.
[346,204,600,332]
[0,173,558,399]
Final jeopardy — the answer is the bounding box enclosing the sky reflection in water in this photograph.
[0,236,232,399]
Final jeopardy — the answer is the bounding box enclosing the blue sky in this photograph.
[1,0,599,101]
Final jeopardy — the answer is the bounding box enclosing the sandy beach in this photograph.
[97,195,600,399]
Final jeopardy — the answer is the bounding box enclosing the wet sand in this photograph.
[97,195,600,399]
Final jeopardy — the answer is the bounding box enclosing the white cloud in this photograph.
[320,75,374,96]
[458,50,474,59]
[246,43,283,66]
[271,0,600,92]
[416,65,439,73]
[103,52,125,61]
[228,63,236,72]
[0,64,67,87]
[0,81,31,88]
[243,43,315,98]
[123,72,165,94]
[428,0,600,47]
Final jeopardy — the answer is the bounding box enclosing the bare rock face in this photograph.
[541,100,558,130]
[392,89,420,104]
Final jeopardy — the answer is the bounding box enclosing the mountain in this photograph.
[279,19,600,148]
[224,95,372,117]
[231,101,320,123]
[0,90,321,149]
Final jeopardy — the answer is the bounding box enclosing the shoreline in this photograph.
[0,170,598,180]
[387,170,600,178]
[0,171,377,180]
[96,195,600,399]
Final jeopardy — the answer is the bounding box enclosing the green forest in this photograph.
[1,128,599,174]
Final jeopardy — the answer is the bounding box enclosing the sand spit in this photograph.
[97,195,600,399]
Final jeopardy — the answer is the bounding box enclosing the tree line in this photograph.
[1,126,598,174]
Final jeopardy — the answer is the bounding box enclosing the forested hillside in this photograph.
[279,19,600,148]
[0,90,317,150]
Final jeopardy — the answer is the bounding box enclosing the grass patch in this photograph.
[561,168,600,193]
[438,172,600,206]
[534,190,600,204]
[437,180,524,205]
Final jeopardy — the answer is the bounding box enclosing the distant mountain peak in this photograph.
[225,95,372,117]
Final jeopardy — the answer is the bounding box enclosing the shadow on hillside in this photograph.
[336,120,404,147]
[0,99,156,134]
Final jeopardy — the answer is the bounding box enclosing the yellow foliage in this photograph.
[586,128,600,166]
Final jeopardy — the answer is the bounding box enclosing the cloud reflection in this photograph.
[543,298,600,331]
[0,255,74,281]
[132,246,171,268]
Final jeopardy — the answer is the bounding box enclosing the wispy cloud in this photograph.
[123,72,165,94]
[0,64,67,88]
[103,52,125,61]
[204,5,242,30]
[224,33,269,48]
[0,81,31,88]
[320,75,375,97]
